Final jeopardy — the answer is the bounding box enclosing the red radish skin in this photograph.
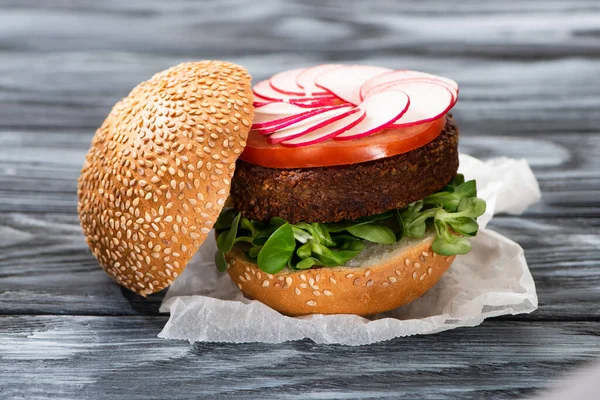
[253,102,321,114]
[268,106,357,144]
[315,65,392,105]
[296,64,340,95]
[270,68,330,96]
[251,66,459,151]
[384,82,454,128]
[366,77,458,103]
[269,68,307,95]
[288,97,340,108]
[334,91,410,140]
[253,109,321,129]
[360,70,458,100]
[255,105,352,135]
[281,109,367,147]
[254,80,336,103]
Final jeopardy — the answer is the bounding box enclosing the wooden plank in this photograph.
[0,0,598,398]
[0,0,599,58]
[0,54,598,137]
[1,316,599,398]
[0,214,598,319]
[0,0,598,134]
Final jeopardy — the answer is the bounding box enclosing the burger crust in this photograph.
[225,236,454,316]
[78,61,254,296]
[231,116,459,224]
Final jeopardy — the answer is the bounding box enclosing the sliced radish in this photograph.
[334,91,409,140]
[253,91,275,103]
[296,64,340,96]
[253,109,317,128]
[281,109,367,147]
[254,106,344,135]
[367,78,458,106]
[253,102,320,114]
[289,97,340,108]
[385,81,454,127]
[268,106,357,144]
[361,70,458,100]
[269,68,307,95]
[270,68,331,96]
[315,65,392,106]
[253,80,324,103]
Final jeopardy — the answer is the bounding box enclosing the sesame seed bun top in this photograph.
[78,61,254,296]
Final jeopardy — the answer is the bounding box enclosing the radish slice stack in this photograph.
[251,64,458,147]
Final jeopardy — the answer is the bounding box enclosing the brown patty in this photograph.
[231,116,459,223]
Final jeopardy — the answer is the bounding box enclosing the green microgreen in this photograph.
[214,174,486,273]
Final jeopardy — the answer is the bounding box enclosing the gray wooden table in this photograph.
[1,1,599,398]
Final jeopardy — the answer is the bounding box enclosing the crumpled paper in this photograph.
[159,154,541,345]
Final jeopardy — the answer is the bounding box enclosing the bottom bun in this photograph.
[225,233,455,316]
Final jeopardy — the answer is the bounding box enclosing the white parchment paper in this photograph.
[159,154,541,345]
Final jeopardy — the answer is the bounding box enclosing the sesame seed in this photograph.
[389,276,397,283]
[427,267,433,275]
[299,283,307,289]
[239,275,246,282]
[412,272,418,279]
[285,277,293,286]
[329,277,337,284]
[345,273,354,279]
[312,290,321,296]
[404,259,411,266]
[237,283,242,290]
[353,278,361,286]
[420,274,426,281]
[366,280,374,287]
[414,263,421,268]
[382,282,390,287]
[262,280,270,287]
[365,269,371,277]
[77,61,253,295]
[395,269,401,276]
[300,274,307,282]
[295,288,301,295]
[306,300,317,307]
[422,251,430,257]
[323,290,333,296]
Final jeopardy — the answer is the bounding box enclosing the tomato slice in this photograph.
[239,115,447,169]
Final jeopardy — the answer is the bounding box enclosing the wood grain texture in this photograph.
[0,0,599,398]
[1,316,600,399]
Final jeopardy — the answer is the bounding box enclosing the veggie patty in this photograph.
[231,115,459,223]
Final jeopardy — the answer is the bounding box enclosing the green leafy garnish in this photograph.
[216,212,241,252]
[257,223,296,274]
[214,174,486,273]
[215,250,228,272]
[345,224,396,245]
